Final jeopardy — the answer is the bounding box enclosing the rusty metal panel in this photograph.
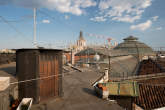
[102,81,139,97]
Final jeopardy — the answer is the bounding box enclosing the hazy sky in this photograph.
[0,0,165,49]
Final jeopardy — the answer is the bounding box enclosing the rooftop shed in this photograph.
[16,49,63,103]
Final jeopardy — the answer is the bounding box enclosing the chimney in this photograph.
[71,50,75,65]
[103,68,109,82]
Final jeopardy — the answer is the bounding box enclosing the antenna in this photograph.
[33,8,37,48]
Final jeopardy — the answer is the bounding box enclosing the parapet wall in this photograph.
[0,53,16,65]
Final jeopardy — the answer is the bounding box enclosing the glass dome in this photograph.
[114,36,154,55]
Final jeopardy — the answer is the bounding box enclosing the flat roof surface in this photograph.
[31,68,124,110]
[0,62,17,93]
[0,62,17,83]
[0,63,123,110]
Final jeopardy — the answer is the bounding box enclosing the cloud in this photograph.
[42,19,50,24]
[156,27,162,30]
[112,15,141,23]
[152,16,159,21]
[91,0,152,23]
[0,0,96,16]
[130,20,152,31]
[90,16,106,22]
[64,15,69,20]
[0,1,10,5]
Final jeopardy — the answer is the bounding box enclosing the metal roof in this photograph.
[114,36,154,55]
[123,36,138,41]
[75,47,129,57]
[99,55,138,78]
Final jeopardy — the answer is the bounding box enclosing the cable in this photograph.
[0,15,33,23]
[10,66,80,85]
[0,16,33,43]
[8,70,165,87]
[0,17,33,23]
[38,10,57,21]
[10,72,65,85]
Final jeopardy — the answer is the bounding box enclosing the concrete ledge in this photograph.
[0,77,10,91]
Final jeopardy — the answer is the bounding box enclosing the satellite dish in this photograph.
[94,53,100,61]
[62,54,67,59]
[62,54,67,63]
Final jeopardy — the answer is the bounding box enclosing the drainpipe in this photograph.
[71,49,75,65]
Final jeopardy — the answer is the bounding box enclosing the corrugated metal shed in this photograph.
[16,49,63,103]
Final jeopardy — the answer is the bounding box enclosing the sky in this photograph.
[0,0,165,49]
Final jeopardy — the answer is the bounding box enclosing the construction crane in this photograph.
[86,32,118,48]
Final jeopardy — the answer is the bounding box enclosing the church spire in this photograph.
[79,31,84,40]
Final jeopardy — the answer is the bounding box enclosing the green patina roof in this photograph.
[114,36,154,55]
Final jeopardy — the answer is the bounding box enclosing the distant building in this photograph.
[76,31,86,51]
[0,49,15,53]
[74,47,139,76]
[68,31,87,53]
[114,36,155,61]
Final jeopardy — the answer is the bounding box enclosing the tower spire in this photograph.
[79,30,84,40]
[80,31,83,37]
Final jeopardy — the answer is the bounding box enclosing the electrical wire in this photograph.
[10,74,63,85]
[0,15,33,23]
[38,9,85,49]
[9,70,165,87]
[0,16,33,43]
[38,10,57,21]
[9,67,79,85]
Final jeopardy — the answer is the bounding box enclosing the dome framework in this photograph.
[114,36,154,55]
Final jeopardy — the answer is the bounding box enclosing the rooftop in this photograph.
[0,63,124,110]
[123,36,138,41]
[75,47,129,57]
[32,68,124,110]
[138,59,165,75]
[114,36,154,55]
[134,75,165,110]
[99,55,138,78]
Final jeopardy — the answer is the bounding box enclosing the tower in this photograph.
[77,31,86,51]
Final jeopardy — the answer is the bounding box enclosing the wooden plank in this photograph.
[47,54,51,96]
[55,56,59,96]
[52,55,55,97]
